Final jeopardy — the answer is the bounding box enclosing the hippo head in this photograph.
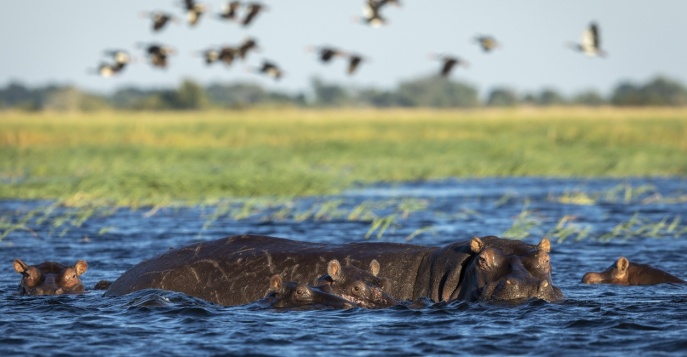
[14,259,88,295]
[582,256,630,285]
[457,237,563,303]
[318,259,396,308]
[582,256,685,286]
[261,275,355,309]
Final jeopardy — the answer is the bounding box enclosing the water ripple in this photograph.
[2,178,687,355]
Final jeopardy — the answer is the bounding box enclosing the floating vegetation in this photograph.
[0,201,117,240]
[502,202,540,240]
[365,214,397,239]
[1,182,686,243]
[501,207,687,243]
[546,215,592,243]
[551,183,661,205]
[598,214,687,241]
[192,197,431,240]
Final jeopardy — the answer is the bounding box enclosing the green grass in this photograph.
[1,107,687,206]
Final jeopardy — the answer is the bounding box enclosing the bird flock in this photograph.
[92,1,606,82]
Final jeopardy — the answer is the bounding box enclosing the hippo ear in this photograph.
[538,237,551,253]
[74,260,88,276]
[13,259,29,274]
[616,257,630,273]
[369,259,380,277]
[470,237,484,253]
[327,260,343,281]
[269,275,283,292]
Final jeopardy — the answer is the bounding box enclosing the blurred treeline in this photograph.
[2,75,686,112]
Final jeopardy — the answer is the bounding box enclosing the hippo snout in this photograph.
[29,276,62,295]
[486,276,562,303]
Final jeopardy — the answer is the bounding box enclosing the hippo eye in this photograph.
[296,288,305,295]
[478,256,488,268]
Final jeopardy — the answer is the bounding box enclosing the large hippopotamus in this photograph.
[582,256,686,285]
[105,234,563,305]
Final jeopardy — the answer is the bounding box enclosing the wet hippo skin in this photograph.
[105,234,563,306]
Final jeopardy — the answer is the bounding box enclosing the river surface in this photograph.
[2,178,687,356]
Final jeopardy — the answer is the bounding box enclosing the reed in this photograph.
[1,108,687,205]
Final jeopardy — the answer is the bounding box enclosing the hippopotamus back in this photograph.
[106,235,434,305]
[105,234,562,306]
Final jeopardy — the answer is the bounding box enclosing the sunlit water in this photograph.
[2,178,687,355]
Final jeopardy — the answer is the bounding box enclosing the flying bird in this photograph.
[141,11,179,32]
[359,0,387,27]
[218,46,237,66]
[104,50,132,72]
[568,22,606,57]
[184,0,207,27]
[218,1,241,21]
[431,54,469,77]
[92,63,120,78]
[474,35,500,52]
[346,54,367,75]
[91,50,131,78]
[242,3,266,27]
[236,38,258,59]
[250,60,283,80]
[141,43,175,68]
[306,46,346,64]
[199,48,220,65]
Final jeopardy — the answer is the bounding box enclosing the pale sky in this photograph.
[1,1,685,96]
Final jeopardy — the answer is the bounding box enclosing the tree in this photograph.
[355,88,399,107]
[310,77,352,107]
[611,82,641,106]
[572,90,606,106]
[486,87,519,107]
[535,88,567,106]
[41,86,109,111]
[611,76,687,106]
[639,76,687,106]
[397,76,479,108]
[174,79,209,110]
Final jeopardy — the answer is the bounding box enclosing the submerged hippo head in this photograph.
[14,259,88,296]
[260,275,356,309]
[318,259,396,308]
[457,237,563,303]
[582,257,686,286]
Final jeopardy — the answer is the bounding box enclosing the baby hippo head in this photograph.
[14,259,88,295]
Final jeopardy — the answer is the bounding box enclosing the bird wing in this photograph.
[441,59,456,77]
[348,57,362,74]
[590,23,600,48]
[242,5,261,26]
[581,25,596,50]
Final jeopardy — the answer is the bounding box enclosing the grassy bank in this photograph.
[1,107,686,206]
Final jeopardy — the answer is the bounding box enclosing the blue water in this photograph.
[2,178,687,356]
